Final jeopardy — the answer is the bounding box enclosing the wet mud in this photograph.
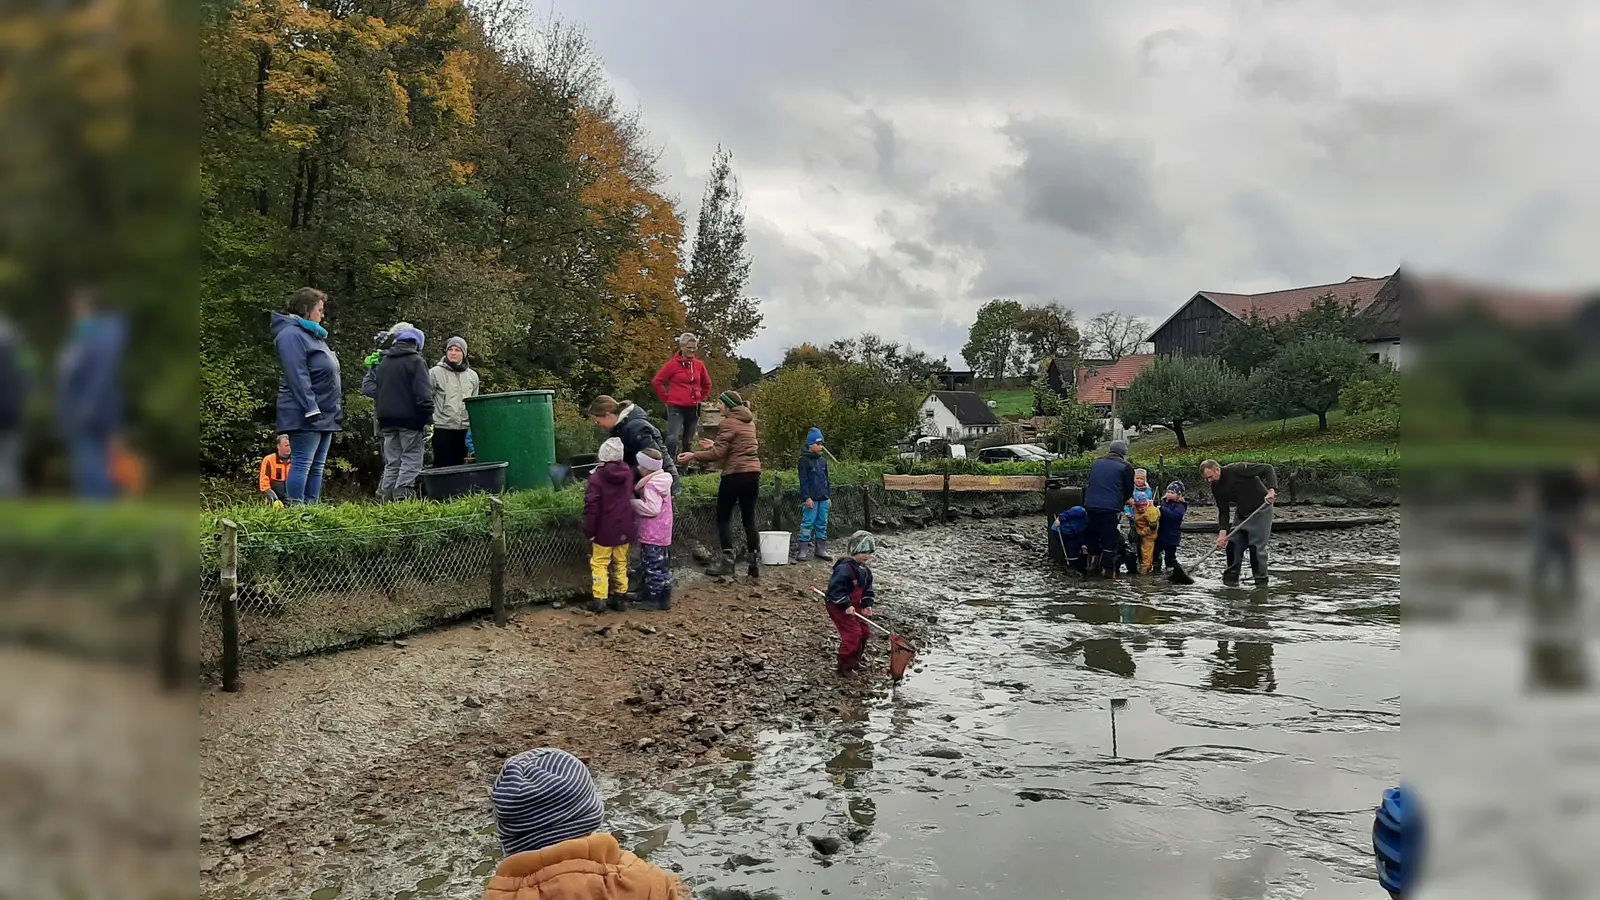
[201,508,1399,899]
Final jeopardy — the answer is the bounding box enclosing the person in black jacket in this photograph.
[371,327,433,501]
[1201,459,1278,585]
[1083,440,1135,576]
[0,316,30,497]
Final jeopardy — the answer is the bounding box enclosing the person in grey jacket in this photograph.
[429,336,480,468]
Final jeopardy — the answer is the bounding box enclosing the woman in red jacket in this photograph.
[651,333,712,458]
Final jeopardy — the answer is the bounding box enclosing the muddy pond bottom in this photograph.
[599,522,1399,900]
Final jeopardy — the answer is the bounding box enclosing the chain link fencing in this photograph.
[199,466,1396,676]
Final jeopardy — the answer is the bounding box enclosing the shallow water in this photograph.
[217,520,1402,899]
[602,526,1400,899]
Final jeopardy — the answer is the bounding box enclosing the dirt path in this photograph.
[200,560,926,894]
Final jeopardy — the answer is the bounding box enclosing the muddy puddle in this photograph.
[206,516,1399,899]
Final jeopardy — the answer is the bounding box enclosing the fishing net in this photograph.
[888,635,918,682]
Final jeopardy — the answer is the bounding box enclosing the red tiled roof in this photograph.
[1075,354,1156,407]
[1408,275,1588,327]
[1200,273,1394,323]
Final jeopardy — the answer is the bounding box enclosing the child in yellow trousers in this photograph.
[584,438,637,613]
[1132,493,1160,574]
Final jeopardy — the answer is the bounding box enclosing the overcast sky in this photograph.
[545,0,1597,369]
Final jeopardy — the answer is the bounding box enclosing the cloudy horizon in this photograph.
[546,0,1597,369]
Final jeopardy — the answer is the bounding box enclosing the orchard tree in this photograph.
[682,145,761,387]
[1119,355,1243,448]
[962,299,1025,379]
[1255,336,1371,431]
[1083,310,1149,361]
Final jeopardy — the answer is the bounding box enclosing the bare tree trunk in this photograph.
[1172,421,1187,449]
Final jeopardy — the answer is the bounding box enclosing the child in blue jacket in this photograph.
[1051,505,1090,574]
[796,427,832,561]
[1153,480,1188,574]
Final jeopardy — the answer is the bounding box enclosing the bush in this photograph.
[754,366,831,464]
[1339,366,1400,416]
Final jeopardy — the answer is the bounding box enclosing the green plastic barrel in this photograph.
[464,390,556,491]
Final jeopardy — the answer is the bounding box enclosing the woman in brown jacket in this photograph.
[679,390,762,579]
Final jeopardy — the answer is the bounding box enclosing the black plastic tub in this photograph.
[418,461,508,501]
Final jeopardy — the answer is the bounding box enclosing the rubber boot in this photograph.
[814,539,832,561]
[747,556,760,581]
[606,595,624,612]
[795,540,814,562]
[586,598,606,614]
[705,550,735,577]
[657,587,672,611]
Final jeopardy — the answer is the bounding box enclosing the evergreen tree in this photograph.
[682,145,761,386]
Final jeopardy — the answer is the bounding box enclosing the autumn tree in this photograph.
[780,343,844,371]
[682,145,760,389]
[962,299,1026,379]
[1084,311,1149,361]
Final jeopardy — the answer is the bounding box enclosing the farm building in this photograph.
[919,391,1002,440]
[1147,270,1400,359]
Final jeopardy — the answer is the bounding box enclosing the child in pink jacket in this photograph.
[630,448,675,610]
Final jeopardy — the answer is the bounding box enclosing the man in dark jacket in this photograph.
[1083,440,1135,576]
[1202,459,1278,586]
[371,327,433,501]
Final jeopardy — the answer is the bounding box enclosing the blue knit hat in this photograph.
[395,327,425,350]
[491,748,606,856]
[806,427,824,447]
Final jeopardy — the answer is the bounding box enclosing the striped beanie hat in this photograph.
[490,748,606,856]
[719,390,745,409]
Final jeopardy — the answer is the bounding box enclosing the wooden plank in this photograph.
[947,474,1046,493]
[883,474,945,492]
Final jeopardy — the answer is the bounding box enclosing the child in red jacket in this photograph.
[823,531,877,675]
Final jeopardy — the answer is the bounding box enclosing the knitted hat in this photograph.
[806,427,824,447]
[636,451,664,473]
[1134,492,1151,507]
[490,749,606,857]
[395,327,425,349]
[597,437,625,463]
[445,336,467,356]
[1109,440,1129,457]
[1167,480,1186,496]
[719,390,745,409]
[847,530,876,556]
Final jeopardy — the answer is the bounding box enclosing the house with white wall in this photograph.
[920,391,1002,440]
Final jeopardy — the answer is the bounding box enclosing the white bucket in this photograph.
[758,531,792,566]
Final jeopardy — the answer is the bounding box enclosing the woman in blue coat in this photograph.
[271,287,342,504]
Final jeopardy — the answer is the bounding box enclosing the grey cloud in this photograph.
[1229,189,1331,282]
[865,111,897,181]
[1304,97,1486,184]
[1237,57,1338,104]
[1001,117,1182,251]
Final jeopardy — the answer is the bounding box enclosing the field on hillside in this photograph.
[981,387,1034,419]
[1109,409,1399,467]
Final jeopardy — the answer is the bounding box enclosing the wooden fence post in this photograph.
[489,497,508,627]
[941,473,951,525]
[220,519,240,693]
[156,525,184,691]
[861,483,873,530]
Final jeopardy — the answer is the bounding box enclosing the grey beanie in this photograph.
[490,748,606,856]
[1109,439,1129,457]
[445,336,467,355]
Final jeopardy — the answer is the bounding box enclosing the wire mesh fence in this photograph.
[199,466,1397,676]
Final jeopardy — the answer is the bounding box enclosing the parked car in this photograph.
[979,444,1056,463]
